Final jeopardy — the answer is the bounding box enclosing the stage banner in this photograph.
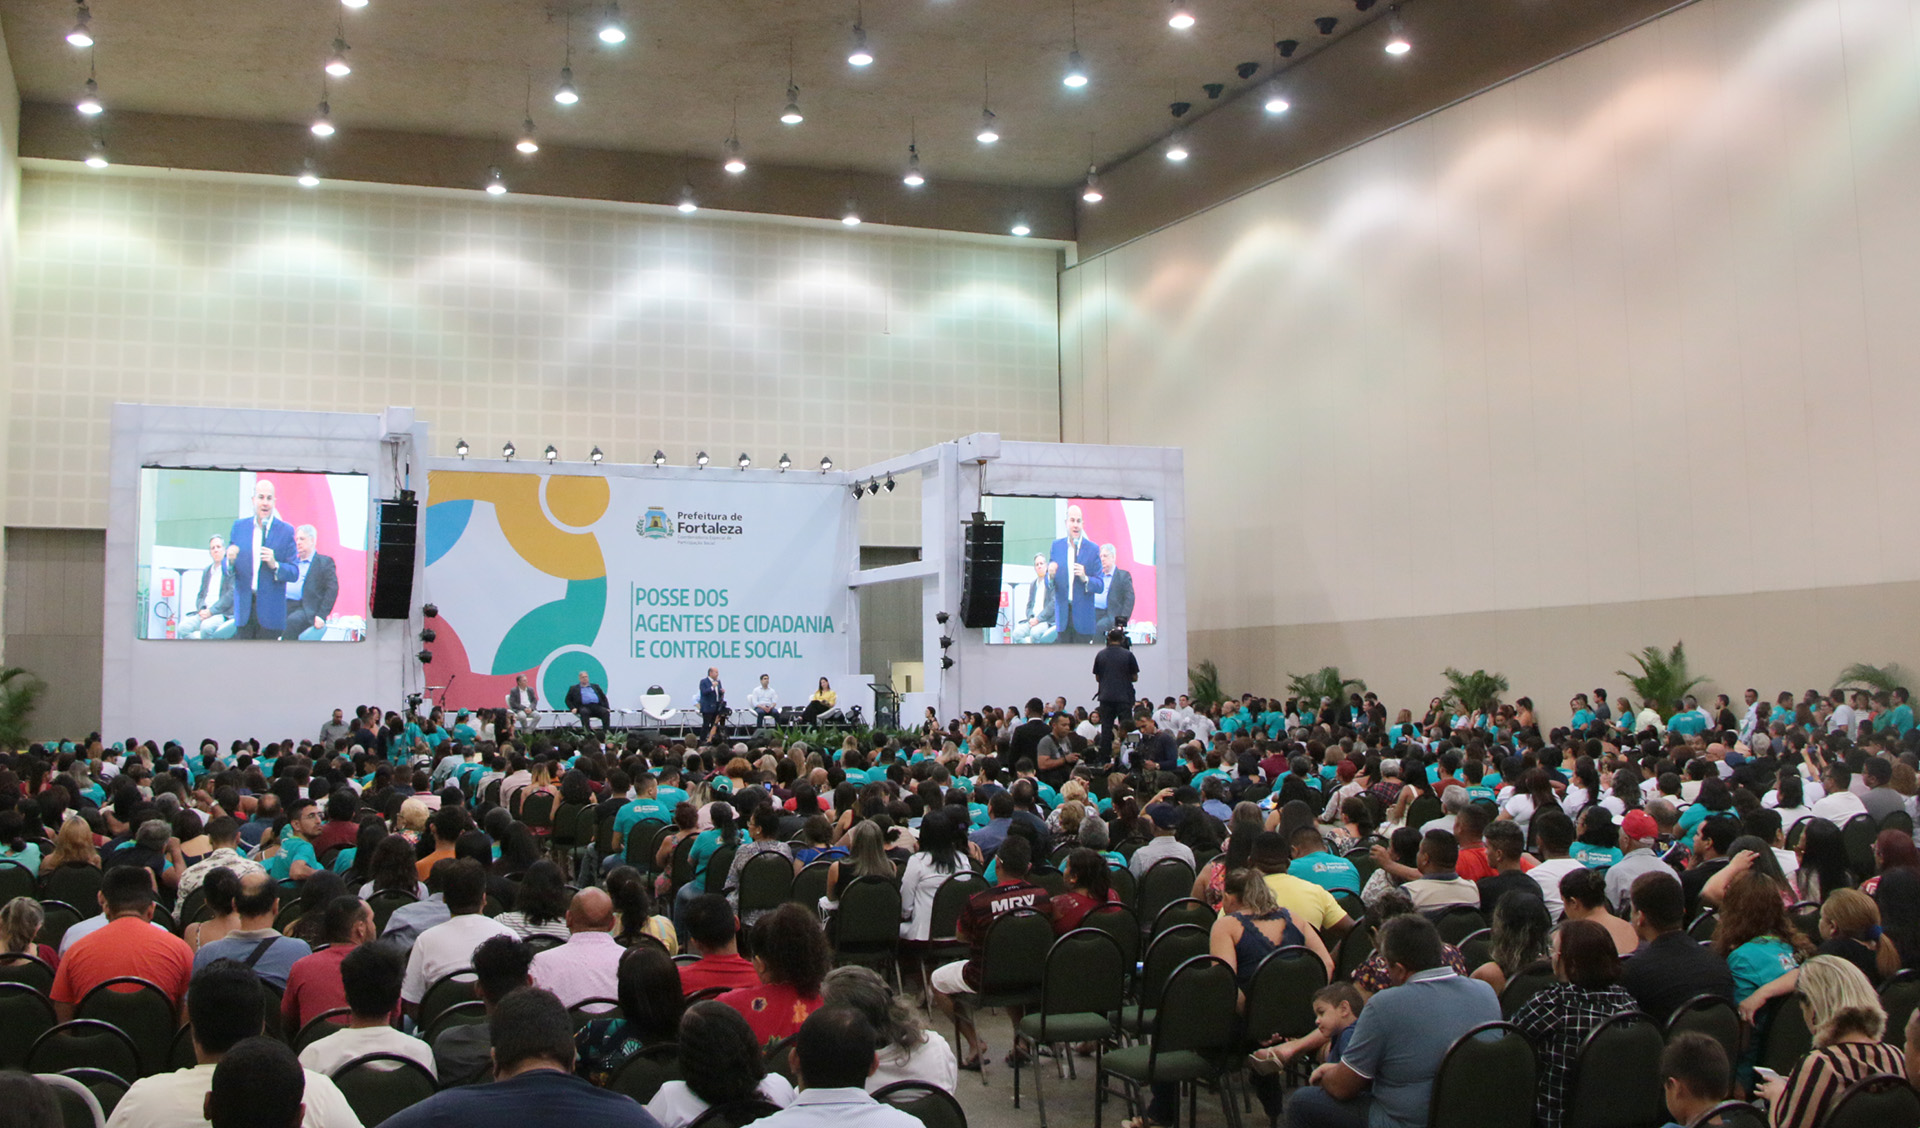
[422,470,853,717]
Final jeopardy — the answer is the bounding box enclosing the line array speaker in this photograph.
[959,520,1005,630]
[369,497,418,620]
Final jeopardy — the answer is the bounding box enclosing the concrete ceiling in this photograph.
[0,0,1411,187]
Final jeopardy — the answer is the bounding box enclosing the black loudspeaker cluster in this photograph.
[370,497,418,620]
[959,520,1005,630]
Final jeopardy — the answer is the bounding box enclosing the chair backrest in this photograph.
[1786,901,1822,941]
[1823,1072,1920,1128]
[416,968,477,1034]
[1035,929,1126,1035]
[1334,919,1377,983]
[977,909,1053,997]
[1457,928,1493,971]
[685,985,728,1003]
[1240,945,1330,1048]
[1135,859,1198,928]
[35,1072,103,1128]
[926,871,987,940]
[834,877,903,949]
[41,865,103,908]
[1432,906,1488,946]
[873,1080,970,1128]
[704,845,739,891]
[1879,970,1920,1047]
[1427,1021,1538,1128]
[1346,848,1379,884]
[1883,808,1915,837]
[0,862,36,906]
[1758,991,1815,1075]
[0,983,56,1068]
[167,1024,195,1072]
[295,1008,353,1053]
[1664,994,1740,1065]
[35,902,83,949]
[670,835,699,887]
[736,852,796,914]
[1148,955,1239,1060]
[366,889,418,932]
[1081,904,1141,971]
[0,953,56,995]
[329,1053,440,1126]
[178,887,210,931]
[1694,1100,1768,1128]
[1687,909,1718,943]
[790,859,833,908]
[1565,1011,1665,1128]
[686,1098,783,1128]
[608,1044,680,1104]
[1108,864,1137,907]
[1498,961,1557,1019]
[421,1000,488,1043]
[1408,793,1443,828]
[551,802,592,847]
[75,977,174,1076]
[1137,925,1209,1011]
[26,1021,142,1086]
[570,997,621,1032]
[1840,816,1879,879]
[624,819,666,866]
[1150,897,1215,938]
[57,1069,127,1120]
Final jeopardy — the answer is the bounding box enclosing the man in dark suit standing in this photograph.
[281,525,340,640]
[698,668,725,744]
[565,670,611,731]
[1046,504,1105,644]
[1091,628,1140,761]
[1093,543,1136,638]
[226,478,299,639]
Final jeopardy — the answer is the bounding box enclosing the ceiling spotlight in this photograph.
[652,450,667,467]
[976,110,999,144]
[1081,167,1103,203]
[310,99,334,136]
[737,452,751,470]
[516,119,539,153]
[842,202,861,226]
[419,627,437,644]
[902,145,924,187]
[456,439,470,460]
[66,4,93,48]
[1168,2,1195,30]
[1264,88,1291,114]
[484,165,507,195]
[1062,49,1088,88]
[778,453,792,471]
[544,444,558,464]
[502,440,516,461]
[325,38,352,77]
[1203,82,1224,99]
[1236,61,1261,80]
[590,446,604,463]
[597,2,627,44]
[342,0,368,7]
[780,83,803,124]
[84,140,108,169]
[847,23,872,67]
[677,184,698,213]
[77,78,102,116]
[695,451,710,468]
[819,455,833,472]
[296,158,320,187]
[851,482,865,499]
[1165,136,1188,162]
[884,475,896,493]
[554,66,579,104]
[1277,39,1299,57]
[1384,9,1411,55]
[1315,16,1339,34]
[1010,220,1031,237]
[722,137,746,174]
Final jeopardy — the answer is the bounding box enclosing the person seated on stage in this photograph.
[801,678,837,724]
[507,674,539,733]
[180,534,234,639]
[1011,553,1057,644]
[748,675,780,727]
[566,670,612,731]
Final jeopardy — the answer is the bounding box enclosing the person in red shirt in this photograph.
[928,834,1053,1070]
[281,894,379,1033]
[51,866,194,1020]
[677,894,762,994]
[1452,804,1504,882]
[1050,847,1122,934]
[717,903,828,1045]
[312,791,363,858]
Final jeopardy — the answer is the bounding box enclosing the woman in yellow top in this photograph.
[801,677,836,723]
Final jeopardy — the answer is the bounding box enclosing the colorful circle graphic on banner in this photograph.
[540,647,608,712]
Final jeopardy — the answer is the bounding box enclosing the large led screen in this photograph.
[981,496,1157,645]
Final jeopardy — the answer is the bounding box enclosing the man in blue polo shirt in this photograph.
[1285,915,1498,1128]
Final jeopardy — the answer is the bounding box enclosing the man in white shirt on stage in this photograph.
[181,535,234,639]
[506,674,538,732]
[748,674,780,727]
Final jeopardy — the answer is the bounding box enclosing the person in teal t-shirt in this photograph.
[1286,827,1362,895]
[450,712,479,745]
[1876,690,1915,736]
[261,798,322,880]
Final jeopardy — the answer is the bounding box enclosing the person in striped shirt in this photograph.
[1756,955,1905,1128]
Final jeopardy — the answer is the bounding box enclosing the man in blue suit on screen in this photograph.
[225,478,299,639]
[1047,503,1105,644]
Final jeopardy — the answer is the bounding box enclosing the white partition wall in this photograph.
[103,404,426,743]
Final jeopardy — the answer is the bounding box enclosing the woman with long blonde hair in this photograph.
[1756,956,1904,1128]
[39,817,98,875]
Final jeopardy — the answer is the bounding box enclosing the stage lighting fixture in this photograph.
[1277,38,1299,57]
[419,628,436,643]
[310,99,333,135]
[590,447,604,463]
[1165,136,1188,162]
[1010,220,1030,237]
[85,140,109,169]
[544,444,558,464]
[422,603,438,618]
[902,145,923,187]
[1384,8,1411,55]
[976,110,999,144]
[555,66,579,105]
[1062,49,1088,88]
[677,184,698,213]
[1237,61,1260,79]
[653,450,667,466]
[456,439,469,460]
[851,482,864,499]
[723,137,746,173]
[1081,168,1103,203]
[695,451,710,468]
[939,635,953,649]
[847,23,872,67]
[74,76,106,116]
[941,656,954,670]
[1168,2,1195,30]
[819,455,833,472]
[778,453,792,471]
[1203,82,1224,99]
[737,452,751,470]
[342,0,368,7]
[935,611,949,625]
[1315,16,1338,34]
[517,119,539,153]
[781,83,803,124]
[66,5,93,48]
[1355,0,1377,10]
[884,475,896,492]
[417,648,433,663]
[842,202,861,226]
[326,38,352,77]
[1264,88,1291,114]
[485,166,507,195]
[296,158,320,186]
[502,441,516,461]
[597,2,627,44]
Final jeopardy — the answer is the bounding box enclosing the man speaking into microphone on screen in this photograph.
[1047,503,1105,644]
[225,478,298,639]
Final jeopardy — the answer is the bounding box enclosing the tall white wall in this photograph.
[1063,0,1920,720]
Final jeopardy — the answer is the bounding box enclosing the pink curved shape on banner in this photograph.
[1070,498,1156,627]
[428,615,535,713]
[272,474,368,619]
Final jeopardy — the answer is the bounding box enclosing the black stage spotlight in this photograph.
[544,444,558,465]
[653,450,667,466]
[417,649,433,664]
[819,455,833,472]
[455,439,469,460]
[935,611,949,625]
[589,447,604,464]
[1236,61,1260,79]
[422,603,438,618]
[939,635,953,649]
[1315,16,1339,34]
[695,451,710,468]
[778,453,792,471]
[940,656,954,670]
[1355,0,1377,10]
[1203,83,1224,99]
[884,475,896,492]
[1277,38,1299,56]
[419,628,436,644]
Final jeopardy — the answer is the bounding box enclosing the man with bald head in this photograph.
[1046,502,1106,644]
[191,871,313,989]
[226,477,299,639]
[529,888,621,1007]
